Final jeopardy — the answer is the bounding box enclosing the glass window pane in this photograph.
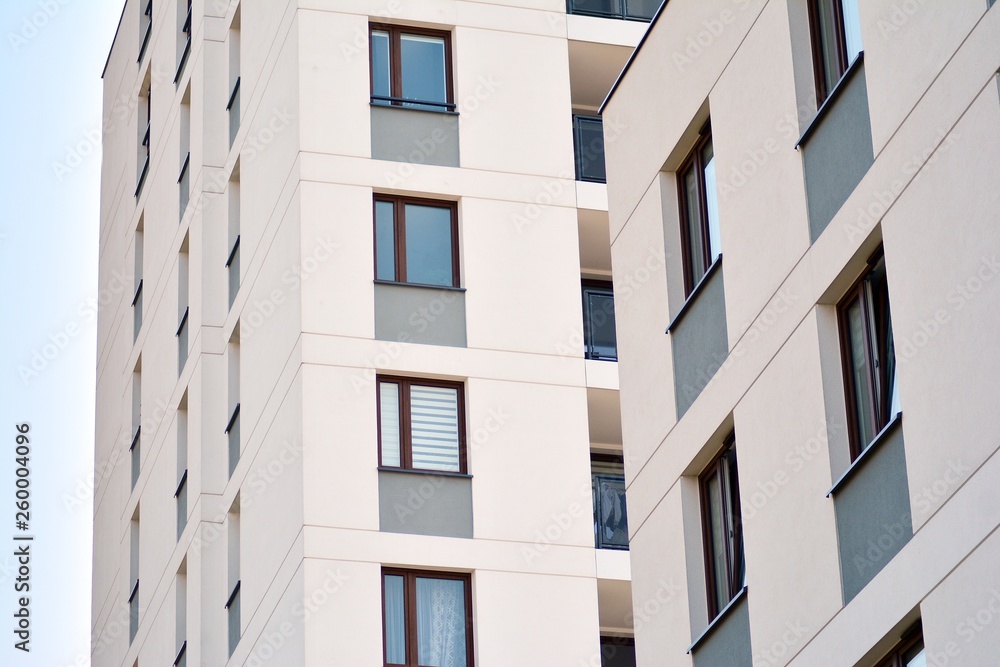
[383,575,406,665]
[401,34,447,108]
[815,0,843,96]
[903,642,926,667]
[706,473,729,615]
[371,30,391,104]
[416,577,467,667]
[379,382,401,467]
[375,200,397,282]
[683,166,706,288]
[410,385,460,472]
[625,0,663,20]
[840,0,863,65]
[574,116,606,183]
[702,139,721,262]
[404,204,454,286]
[585,291,617,360]
[846,298,875,449]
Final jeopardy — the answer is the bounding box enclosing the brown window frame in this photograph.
[699,434,745,621]
[807,0,854,104]
[874,626,924,667]
[837,247,897,460]
[374,195,460,288]
[676,123,719,297]
[381,568,474,667]
[376,375,467,474]
[369,23,455,111]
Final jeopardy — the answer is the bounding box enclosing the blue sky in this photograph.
[1,1,123,665]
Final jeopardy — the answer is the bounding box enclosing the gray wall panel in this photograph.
[692,593,753,667]
[378,470,473,538]
[371,106,460,167]
[833,420,911,603]
[801,61,875,242]
[374,283,467,347]
[671,263,729,418]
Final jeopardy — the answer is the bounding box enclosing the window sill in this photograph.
[378,466,472,479]
[687,586,748,654]
[827,412,902,497]
[370,101,458,116]
[666,254,723,334]
[373,279,465,292]
[796,51,865,149]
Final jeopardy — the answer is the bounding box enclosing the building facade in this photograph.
[603,1,1000,667]
[93,1,658,666]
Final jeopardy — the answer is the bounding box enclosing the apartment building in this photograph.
[602,1,1000,666]
[92,1,667,665]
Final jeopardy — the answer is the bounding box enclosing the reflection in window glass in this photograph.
[840,0,863,65]
[404,204,453,286]
[401,34,447,109]
[375,200,396,281]
[702,139,721,262]
[371,30,391,104]
[383,575,406,664]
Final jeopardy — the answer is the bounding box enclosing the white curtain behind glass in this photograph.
[416,578,466,667]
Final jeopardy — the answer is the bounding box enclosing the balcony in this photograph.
[567,0,662,21]
[574,115,607,183]
[592,455,627,550]
[176,306,189,375]
[583,282,617,361]
[227,77,241,148]
[226,404,240,477]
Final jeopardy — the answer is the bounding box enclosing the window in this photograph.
[566,0,663,21]
[175,563,187,667]
[370,24,454,111]
[227,10,241,146]
[573,115,606,183]
[374,196,459,288]
[226,500,241,657]
[808,0,863,104]
[599,636,636,667]
[226,332,240,477]
[133,225,143,340]
[174,403,188,541]
[177,241,189,375]
[838,248,899,459]
[874,629,924,667]
[226,175,240,308]
[178,88,191,221]
[174,0,192,83]
[583,281,617,361]
[129,513,140,643]
[378,376,466,474]
[677,124,721,296]
[136,86,151,197]
[592,454,628,550]
[131,365,141,491]
[699,435,745,620]
[138,0,152,62]
[382,569,473,667]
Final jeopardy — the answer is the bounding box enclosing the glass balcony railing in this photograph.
[583,283,618,361]
[567,0,662,21]
[593,471,628,550]
[573,115,607,183]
